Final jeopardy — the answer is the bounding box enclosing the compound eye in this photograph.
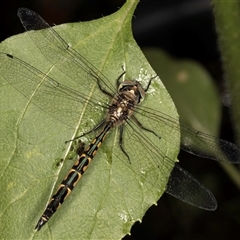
[118,80,135,91]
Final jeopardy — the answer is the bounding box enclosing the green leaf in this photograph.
[143,48,221,136]
[212,1,240,143]
[0,1,178,239]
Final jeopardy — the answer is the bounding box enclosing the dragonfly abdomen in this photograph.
[35,123,112,231]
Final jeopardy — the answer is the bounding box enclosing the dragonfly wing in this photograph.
[17,8,117,96]
[136,104,240,164]
[119,114,217,211]
[112,117,177,199]
[18,7,49,30]
[180,123,240,164]
[165,163,217,211]
[0,52,106,129]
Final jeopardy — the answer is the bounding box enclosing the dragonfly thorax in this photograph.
[107,80,144,127]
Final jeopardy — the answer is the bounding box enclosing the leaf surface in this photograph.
[0,1,179,239]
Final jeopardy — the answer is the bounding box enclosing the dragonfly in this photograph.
[1,8,240,231]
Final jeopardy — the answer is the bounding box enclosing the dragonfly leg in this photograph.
[65,119,106,143]
[116,68,126,88]
[96,77,114,97]
[131,115,161,139]
[118,124,131,163]
[144,75,158,92]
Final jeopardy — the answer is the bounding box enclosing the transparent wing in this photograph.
[135,104,240,164]
[0,53,108,128]
[17,8,117,96]
[116,116,217,210]
[166,164,217,210]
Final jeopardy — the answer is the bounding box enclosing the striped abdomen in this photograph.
[35,123,112,231]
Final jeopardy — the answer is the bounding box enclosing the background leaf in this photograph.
[212,0,240,144]
[143,48,221,135]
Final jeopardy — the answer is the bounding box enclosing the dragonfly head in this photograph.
[118,80,146,104]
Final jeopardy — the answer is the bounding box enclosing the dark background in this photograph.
[1,0,240,239]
